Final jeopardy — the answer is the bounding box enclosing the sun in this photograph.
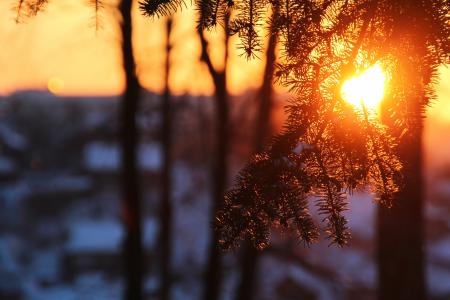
[341,64,386,111]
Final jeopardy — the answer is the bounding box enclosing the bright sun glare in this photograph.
[341,64,386,111]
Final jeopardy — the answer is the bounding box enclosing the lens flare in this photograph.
[341,64,386,111]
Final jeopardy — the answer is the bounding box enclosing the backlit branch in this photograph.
[90,0,104,32]
[15,0,48,22]
[139,0,185,17]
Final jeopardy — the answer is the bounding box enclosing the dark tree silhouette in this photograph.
[198,14,231,300]
[118,1,144,299]
[159,17,173,300]
[377,105,425,299]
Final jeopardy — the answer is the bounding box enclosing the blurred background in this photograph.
[0,1,450,299]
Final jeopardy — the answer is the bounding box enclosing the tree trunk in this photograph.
[377,55,426,299]
[160,17,173,300]
[235,17,277,300]
[198,25,229,300]
[119,1,143,299]
[377,125,425,300]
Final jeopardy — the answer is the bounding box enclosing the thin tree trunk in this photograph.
[236,15,277,300]
[204,74,227,300]
[199,22,229,300]
[118,1,143,299]
[160,17,173,300]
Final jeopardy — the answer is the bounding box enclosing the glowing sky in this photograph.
[0,0,448,123]
[0,0,264,96]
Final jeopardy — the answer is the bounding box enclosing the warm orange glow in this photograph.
[0,2,264,96]
[341,64,386,111]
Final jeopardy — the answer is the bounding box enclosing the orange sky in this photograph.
[0,0,264,96]
[0,0,449,123]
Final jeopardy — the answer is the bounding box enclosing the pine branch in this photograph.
[215,1,410,250]
[27,0,48,16]
[139,0,185,18]
[15,0,25,23]
[360,105,400,207]
[14,0,48,22]
[195,0,233,30]
[229,0,267,58]
[313,149,349,246]
[89,0,104,32]
[216,150,318,250]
